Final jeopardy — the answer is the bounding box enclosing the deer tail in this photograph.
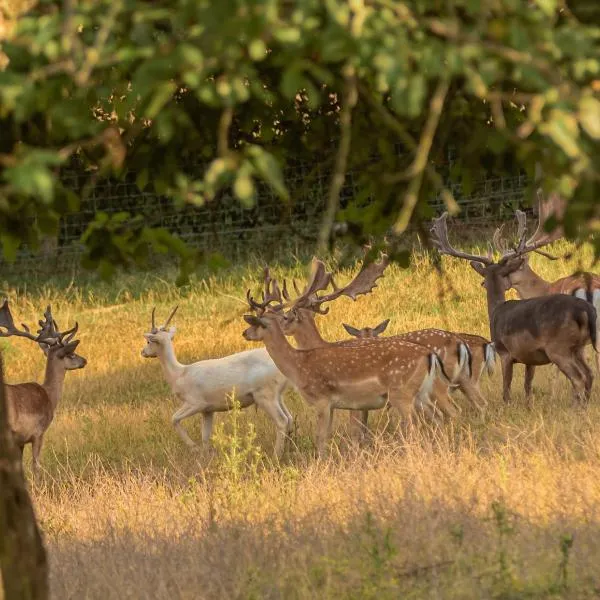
[484,342,497,376]
[591,291,600,362]
[456,341,472,380]
[430,352,451,385]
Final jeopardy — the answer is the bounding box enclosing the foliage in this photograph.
[1,0,599,277]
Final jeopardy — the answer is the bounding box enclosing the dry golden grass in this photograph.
[2,239,600,599]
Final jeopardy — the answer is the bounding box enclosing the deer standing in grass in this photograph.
[141,307,293,458]
[495,193,600,373]
[2,301,87,479]
[430,205,599,404]
[270,263,471,437]
[243,260,452,456]
[342,320,496,415]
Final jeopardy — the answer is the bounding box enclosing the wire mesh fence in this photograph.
[2,160,530,270]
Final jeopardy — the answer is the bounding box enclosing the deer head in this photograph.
[342,319,390,339]
[0,300,86,370]
[141,306,179,358]
[431,192,565,297]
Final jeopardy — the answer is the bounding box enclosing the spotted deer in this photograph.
[430,206,599,404]
[342,320,494,414]
[272,261,465,427]
[1,301,87,479]
[243,260,453,455]
[141,306,293,458]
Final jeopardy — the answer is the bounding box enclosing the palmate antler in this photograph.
[246,267,285,315]
[491,191,565,261]
[287,253,390,315]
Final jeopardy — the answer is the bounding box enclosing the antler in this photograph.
[0,299,47,342]
[149,306,179,331]
[492,191,565,261]
[431,213,494,265]
[246,268,284,315]
[292,254,390,315]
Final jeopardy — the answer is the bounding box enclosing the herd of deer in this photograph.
[3,195,600,478]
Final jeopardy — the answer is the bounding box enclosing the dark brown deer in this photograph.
[430,210,598,404]
[494,192,600,372]
[1,301,87,478]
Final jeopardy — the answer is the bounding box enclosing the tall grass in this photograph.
[2,238,600,599]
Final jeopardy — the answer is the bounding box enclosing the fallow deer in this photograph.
[273,261,467,423]
[141,306,293,458]
[430,210,599,404]
[243,264,452,456]
[1,301,87,479]
[494,192,600,372]
[342,320,493,414]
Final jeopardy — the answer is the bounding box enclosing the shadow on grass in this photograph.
[47,495,600,600]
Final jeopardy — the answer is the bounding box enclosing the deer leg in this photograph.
[574,349,593,401]
[387,388,416,436]
[455,375,487,415]
[428,379,458,419]
[348,410,369,444]
[524,365,536,406]
[500,355,514,403]
[315,404,334,457]
[275,381,294,433]
[546,352,587,404]
[31,435,44,482]
[172,402,203,448]
[253,391,290,460]
[201,412,214,444]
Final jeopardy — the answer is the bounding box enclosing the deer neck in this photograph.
[156,341,185,386]
[512,271,551,299]
[294,313,326,349]
[262,324,304,383]
[42,358,66,412]
[484,276,507,337]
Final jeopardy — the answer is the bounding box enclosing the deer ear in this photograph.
[342,323,362,337]
[167,326,176,338]
[57,340,79,358]
[470,261,486,277]
[372,319,390,336]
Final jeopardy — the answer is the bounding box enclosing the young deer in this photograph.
[2,301,86,478]
[342,320,493,414]
[141,306,293,458]
[431,210,599,404]
[243,265,452,456]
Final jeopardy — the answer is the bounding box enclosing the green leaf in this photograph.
[245,145,290,202]
[579,96,600,140]
[233,171,256,208]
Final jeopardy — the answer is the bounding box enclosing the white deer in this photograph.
[140,306,293,458]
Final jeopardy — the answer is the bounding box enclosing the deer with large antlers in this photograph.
[495,192,600,372]
[430,203,599,404]
[342,320,495,414]
[141,306,293,458]
[278,260,476,419]
[2,301,86,478]
[243,258,453,455]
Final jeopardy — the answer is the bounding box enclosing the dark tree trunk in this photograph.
[0,355,49,600]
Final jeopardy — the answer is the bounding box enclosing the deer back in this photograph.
[549,273,600,300]
[491,295,597,363]
[4,383,53,446]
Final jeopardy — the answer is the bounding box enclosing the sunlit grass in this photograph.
[1,237,599,599]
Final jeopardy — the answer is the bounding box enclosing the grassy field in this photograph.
[2,238,600,599]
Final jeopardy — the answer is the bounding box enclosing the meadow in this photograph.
[2,236,600,599]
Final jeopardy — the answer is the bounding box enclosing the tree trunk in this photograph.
[0,355,49,600]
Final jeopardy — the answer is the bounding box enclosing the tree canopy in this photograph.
[1,0,599,278]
